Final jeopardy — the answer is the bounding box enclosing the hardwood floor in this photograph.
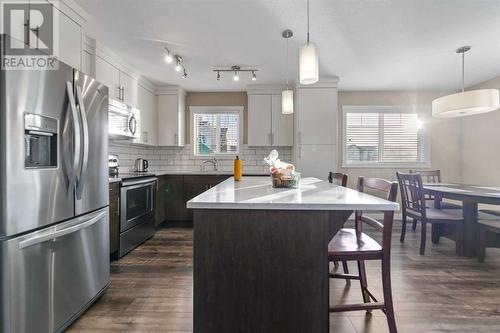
[68,224,500,333]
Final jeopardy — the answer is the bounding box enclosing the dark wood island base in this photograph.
[193,209,352,333]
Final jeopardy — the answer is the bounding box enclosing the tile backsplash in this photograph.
[109,142,292,174]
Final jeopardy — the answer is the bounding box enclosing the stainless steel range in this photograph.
[117,174,157,257]
[0,35,109,333]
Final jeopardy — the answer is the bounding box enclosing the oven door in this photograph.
[120,179,156,232]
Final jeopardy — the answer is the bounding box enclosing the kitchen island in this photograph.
[187,176,399,333]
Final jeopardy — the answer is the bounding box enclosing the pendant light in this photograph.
[432,46,500,118]
[282,29,294,114]
[299,0,319,85]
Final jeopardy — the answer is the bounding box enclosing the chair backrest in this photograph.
[355,177,398,253]
[328,172,348,187]
[396,172,426,219]
[409,169,441,183]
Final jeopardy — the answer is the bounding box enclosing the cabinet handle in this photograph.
[121,86,125,101]
[174,133,178,144]
[271,133,274,146]
[299,146,302,158]
[268,133,272,145]
[116,85,121,100]
[298,131,302,144]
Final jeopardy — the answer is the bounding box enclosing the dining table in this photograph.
[422,183,500,257]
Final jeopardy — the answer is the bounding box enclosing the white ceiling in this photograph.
[75,0,500,92]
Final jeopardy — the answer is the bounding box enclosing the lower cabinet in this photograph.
[155,175,230,225]
[109,182,120,256]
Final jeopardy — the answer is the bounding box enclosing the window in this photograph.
[191,106,242,156]
[342,106,430,167]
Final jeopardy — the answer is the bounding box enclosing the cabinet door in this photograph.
[81,50,93,76]
[56,10,81,70]
[271,94,293,146]
[109,182,119,256]
[120,71,138,108]
[157,94,179,146]
[95,56,120,100]
[297,88,338,145]
[248,94,272,146]
[296,144,337,179]
[163,175,187,222]
[137,84,157,145]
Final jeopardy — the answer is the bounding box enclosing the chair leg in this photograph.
[357,260,371,312]
[400,214,407,243]
[431,224,440,244]
[420,222,427,255]
[412,218,418,231]
[342,261,351,286]
[477,226,486,262]
[455,223,464,257]
[382,257,398,333]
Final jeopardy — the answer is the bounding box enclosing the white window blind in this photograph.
[193,110,240,156]
[343,106,429,167]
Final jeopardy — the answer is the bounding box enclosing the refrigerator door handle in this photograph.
[18,211,107,249]
[66,82,81,191]
[75,85,89,199]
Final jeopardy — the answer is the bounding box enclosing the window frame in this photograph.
[342,105,431,168]
[190,106,244,158]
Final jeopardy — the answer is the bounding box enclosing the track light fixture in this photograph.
[164,47,173,63]
[175,55,183,72]
[163,47,188,79]
[213,65,258,82]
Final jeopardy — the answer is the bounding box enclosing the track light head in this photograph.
[216,71,221,81]
[251,71,257,81]
[182,69,187,79]
[165,53,173,64]
[233,71,239,81]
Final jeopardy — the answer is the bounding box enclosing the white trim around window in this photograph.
[190,106,244,158]
[341,105,431,168]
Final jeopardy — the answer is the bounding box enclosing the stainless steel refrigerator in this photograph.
[0,35,110,333]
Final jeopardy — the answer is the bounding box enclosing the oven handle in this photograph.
[121,178,157,188]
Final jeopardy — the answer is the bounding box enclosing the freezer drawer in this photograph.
[0,208,110,333]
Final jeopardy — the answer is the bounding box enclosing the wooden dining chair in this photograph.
[397,172,464,255]
[328,177,398,333]
[328,172,348,187]
[328,172,350,283]
[409,170,462,209]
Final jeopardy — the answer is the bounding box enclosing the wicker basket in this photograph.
[271,172,300,188]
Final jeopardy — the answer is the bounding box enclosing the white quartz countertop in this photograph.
[187,177,400,211]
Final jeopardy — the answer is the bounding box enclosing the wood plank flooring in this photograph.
[68,224,500,333]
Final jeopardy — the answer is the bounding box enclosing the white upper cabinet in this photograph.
[56,10,82,70]
[95,56,120,100]
[157,88,185,146]
[296,85,338,145]
[120,71,138,108]
[271,94,293,146]
[136,84,157,146]
[248,94,272,146]
[247,90,293,146]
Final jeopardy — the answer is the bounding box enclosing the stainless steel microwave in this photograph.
[108,99,140,140]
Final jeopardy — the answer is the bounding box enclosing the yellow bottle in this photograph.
[234,155,242,181]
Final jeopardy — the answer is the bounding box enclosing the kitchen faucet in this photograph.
[201,158,219,171]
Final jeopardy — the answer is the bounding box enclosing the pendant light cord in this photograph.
[286,36,289,89]
[461,51,465,92]
[307,0,310,43]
